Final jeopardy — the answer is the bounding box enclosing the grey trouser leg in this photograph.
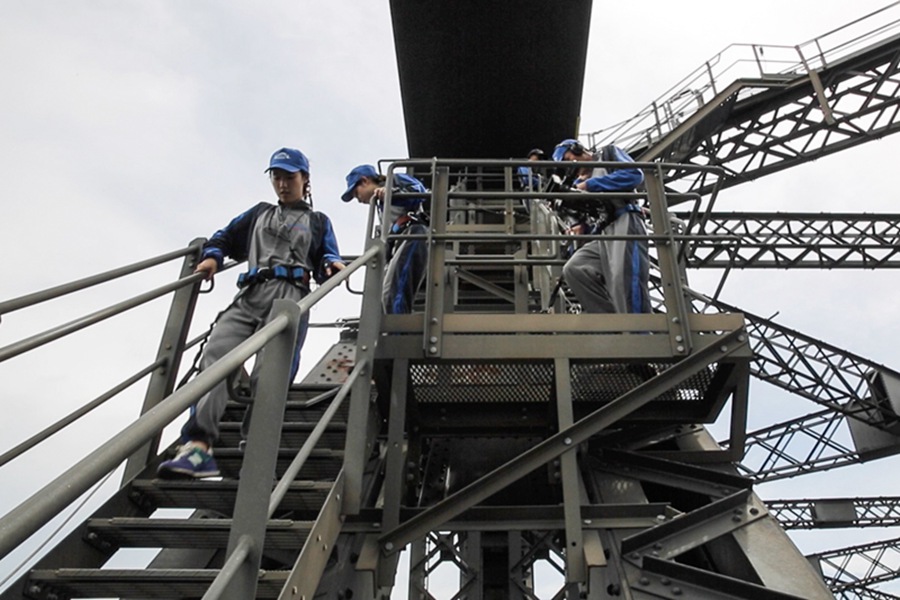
[562,214,649,314]
[382,223,428,314]
[183,281,308,445]
[187,302,259,444]
[563,239,617,313]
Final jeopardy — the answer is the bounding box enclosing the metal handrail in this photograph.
[0,271,207,363]
[0,357,167,468]
[584,2,900,151]
[201,535,254,600]
[0,244,200,317]
[267,357,367,517]
[0,245,379,561]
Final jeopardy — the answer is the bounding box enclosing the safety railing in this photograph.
[0,241,381,599]
[357,158,745,373]
[0,241,209,478]
[585,2,900,152]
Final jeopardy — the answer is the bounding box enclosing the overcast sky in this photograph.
[2,1,900,596]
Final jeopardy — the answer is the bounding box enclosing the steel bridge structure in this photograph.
[2,2,900,600]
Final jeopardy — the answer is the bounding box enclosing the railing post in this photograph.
[343,224,387,514]
[644,167,693,357]
[423,166,450,357]
[220,298,301,600]
[121,238,205,484]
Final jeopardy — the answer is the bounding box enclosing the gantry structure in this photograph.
[2,2,900,599]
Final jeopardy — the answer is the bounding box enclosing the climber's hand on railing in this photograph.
[325,261,346,277]
[194,258,219,281]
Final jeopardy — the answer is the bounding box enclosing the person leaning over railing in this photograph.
[341,164,429,314]
[552,139,650,314]
[157,147,346,479]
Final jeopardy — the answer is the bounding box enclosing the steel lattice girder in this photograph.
[641,36,900,196]
[809,536,900,597]
[768,496,900,530]
[683,291,900,481]
[675,212,900,269]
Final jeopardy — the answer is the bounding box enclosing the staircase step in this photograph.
[86,518,313,551]
[26,568,288,598]
[217,423,346,449]
[223,396,350,425]
[133,480,333,515]
[214,447,343,479]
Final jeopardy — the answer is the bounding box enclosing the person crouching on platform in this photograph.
[552,139,650,314]
[342,164,429,314]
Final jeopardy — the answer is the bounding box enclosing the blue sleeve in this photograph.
[583,146,644,192]
[392,173,428,211]
[201,204,261,267]
[517,166,541,189]
[318,214,343,266]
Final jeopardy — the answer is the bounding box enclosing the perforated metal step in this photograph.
[26,569,288,599]
[85,517,314,552]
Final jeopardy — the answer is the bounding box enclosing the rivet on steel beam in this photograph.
[671,317,680,324]
[429,336,438,343]
[732,515,742,522]
[676,345,685,353]
[738,334,747,342]
[563,437,572,445]
[429,346,438,354]
[660,577,671,586]
[720,345,728,352]
[672,587,683,596]
[749,507,760,515]
[360,345,368,351]
[431,318,438,324]
[675,335,683,342]
[638,577,650,586]
[385,542,394,551]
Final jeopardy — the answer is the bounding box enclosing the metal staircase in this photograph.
[0,157,834,599]
[19,384,350,599]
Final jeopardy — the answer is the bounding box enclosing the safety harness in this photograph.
[236,265,310,288]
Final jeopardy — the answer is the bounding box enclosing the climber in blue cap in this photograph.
[343,164,430,314]
[157,147,345,479]
[551,138,650,314]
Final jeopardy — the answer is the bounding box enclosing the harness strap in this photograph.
[237,266,310,288]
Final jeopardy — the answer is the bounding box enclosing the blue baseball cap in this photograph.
[341,164,378,202]
[266,148,310,174]
[552,139,583,162]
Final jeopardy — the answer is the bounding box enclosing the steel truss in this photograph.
[676,212,900,269]
[768,496,900,530]
[809,537,900,600]
[408,530,569,600]
[686,291,900,481]
[639,35,900,196]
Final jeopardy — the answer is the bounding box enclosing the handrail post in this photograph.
[121,238,206,484]
[644,167,693,356]
[221,298,302,600]
[343,215,388,514]
[422,166,450,358]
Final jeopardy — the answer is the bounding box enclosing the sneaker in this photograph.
[157,442,220,479]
